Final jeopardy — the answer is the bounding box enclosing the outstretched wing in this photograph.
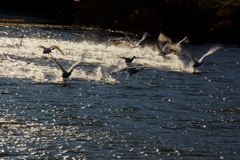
[184,51,198,64]
[162,42,169,52]
[52,58,66,73]
[167,36,189,53]
[176,36,189,46]
[136,31,150,46]
[68,55,84,72]
[121,31,134,45]
[199,45,222,63]
[120,56,127,60]
[106,38,116,48]
[168,43,182,53]
[51,45,64,55]
[126,68,137,76]
[106,37,126,48]
[37,45,47,50]
[105,38,112,48]
[158,33,172,43]
[156,41,169,53]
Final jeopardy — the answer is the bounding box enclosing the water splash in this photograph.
[0,26,194,83]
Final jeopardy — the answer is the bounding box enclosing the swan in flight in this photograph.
[38,45,64,55]
[158,33,189,53]
[51,55,83,80]
[120,56,136,65]
[184,45,222,73]
[126,67,146,77]
[156,41,169,57]
[105,37,127,48]
[122,31,150,48]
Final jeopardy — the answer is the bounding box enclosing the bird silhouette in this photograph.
[120,56,136,66]
[105,37,127,48]
[184,45,222,73]
[126,67,145,77]
[122,31,150,48]
[51,55,83,80]
[38,45,64,55]
[156,41,169,58]
[158,33,189,53]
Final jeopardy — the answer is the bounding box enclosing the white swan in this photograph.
[51,55,83,80]
[122,31,150,48]
[156,41,169,57]
[158,33,189,53]
[105,37,127,48]
[184,45,222,72]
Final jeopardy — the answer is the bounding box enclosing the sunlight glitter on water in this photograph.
[1,25,240,159]
[0,25,194,84]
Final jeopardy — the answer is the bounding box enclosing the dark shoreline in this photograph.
[0,9,75,25]
[1,1,240,45]
[0,10,239,45]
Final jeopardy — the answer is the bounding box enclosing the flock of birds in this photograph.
[107,31,222,76]
[34,45,84,81]
[1,30,222,82]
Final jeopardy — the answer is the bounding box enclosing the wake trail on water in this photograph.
[0,27,193,84]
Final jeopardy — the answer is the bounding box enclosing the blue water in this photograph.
[0,25,240,159]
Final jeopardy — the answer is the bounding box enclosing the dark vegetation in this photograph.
[0,0,240,44]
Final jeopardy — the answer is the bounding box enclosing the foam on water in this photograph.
[1,26,240,160]
[0,26,193,84]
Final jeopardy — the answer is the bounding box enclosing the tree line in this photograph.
[1,0,240,44]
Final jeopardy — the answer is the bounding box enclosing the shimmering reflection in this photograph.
[0,25,240,159]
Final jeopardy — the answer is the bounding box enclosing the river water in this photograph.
[0,25,239,159]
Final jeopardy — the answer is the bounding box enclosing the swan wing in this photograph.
[157,41,169,52]
[52,58,66,73]
[176,36,189,46]
[120,56,127,60]
[168,43,182,52]
[162,42,169,52]
[68,55,84,72]
[51,45,64,55]
[136,31,149,45]
[199,45,221,63]
[158,33,172,43]
[121,32,134,45]
[37,45,47,49]
[184,51,198,63]
[105,38,113,48]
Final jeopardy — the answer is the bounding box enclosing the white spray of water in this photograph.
[0,26,192,83]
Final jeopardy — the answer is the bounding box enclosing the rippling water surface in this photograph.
[0,25,240,159]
